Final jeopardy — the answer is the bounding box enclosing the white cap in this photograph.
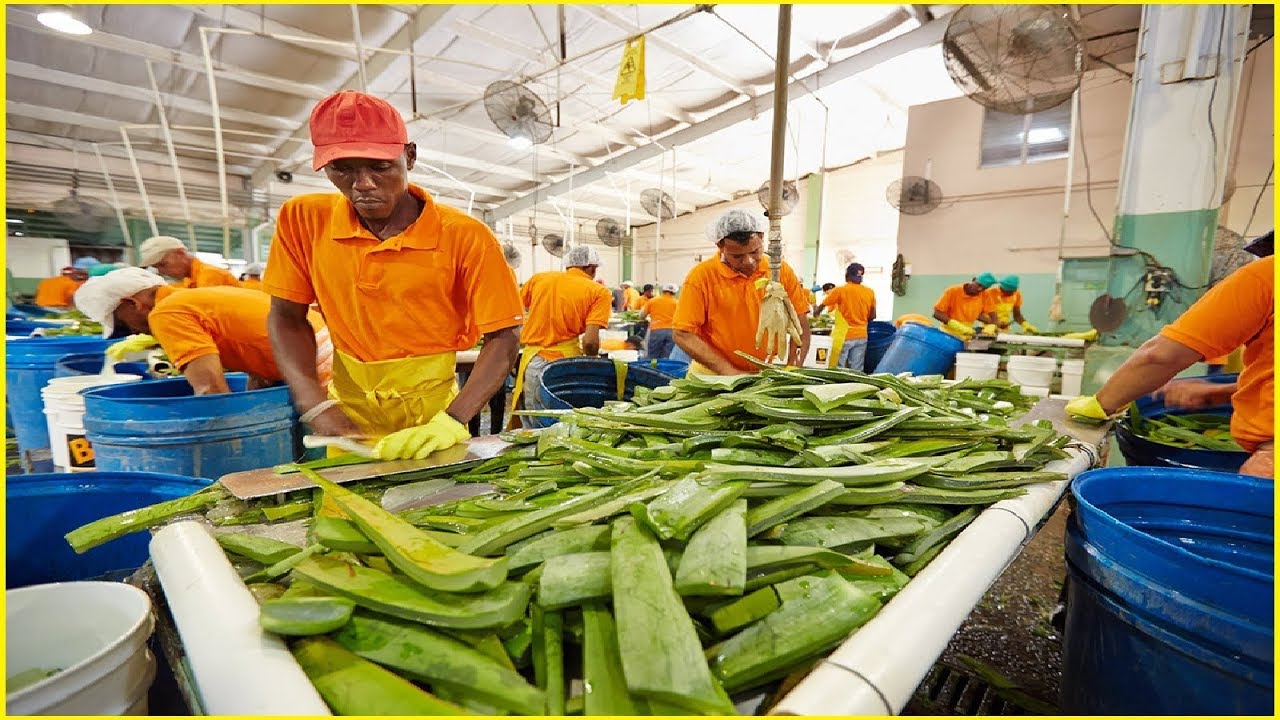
[564,245,602,268]
[73,267,166,338]
[621,281,634,288]
[138,236,186,267]
[706,208,764,242]
[662,283,678,293]
[243,262,266,276]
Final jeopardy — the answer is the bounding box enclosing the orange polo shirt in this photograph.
[240,278,264,292]
[934,284,988,325]
[181,258,241,289]
[643,294,678,331]
[822,282,876,340]
[673,257,810,372]
[148,286,324,380]
[262,185,523,362]
[520,267,613,360]
[624,287,641,310]
[1160,256,1274,451]
[35,275,83,308]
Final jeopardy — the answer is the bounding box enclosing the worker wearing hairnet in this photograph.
[814,263,876,371]
[74,267,331,395]
[672,209,811,374]
[932,276,992,339]
[138,236,240,289]
[620,281,641,311]
[981,275,1038,336]
[641,283,679,360]
[34,266,87,309]
[1067,234,1273,479]
[514,245,613,427]
[264,91,523,460]
[239,262,266,291]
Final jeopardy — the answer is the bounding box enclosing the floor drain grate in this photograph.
[907,663,1049,716]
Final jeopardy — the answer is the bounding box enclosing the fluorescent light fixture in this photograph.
[13,232,24,236]
[37,9,92,35]
[1026,128,1065,144]
[6,218,23,224]
[507,134,533,151]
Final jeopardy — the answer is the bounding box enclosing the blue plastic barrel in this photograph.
[872,321,963,376]
[6,471,212,588]
[82,374,298,480]
[535,357,674,428]
[1114,374,1244,472]
[1062,467,1273,714]
[630,358,689,379]
[864,321,897,373]
[6,320,64,336]
[54,352,150,379]
[6,335,118,454]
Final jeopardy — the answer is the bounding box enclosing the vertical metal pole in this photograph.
[93,143,134,261]
[199,28,233,260]
[351,4,368,92]
[766,5,793,282]
[119,128,159,237]
[144,60,198,251]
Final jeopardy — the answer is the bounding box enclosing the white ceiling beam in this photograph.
[6,61,297,132]
[7,129,256,176]
[7,9,332,101]
[7,102,273,156]
[183,5,359,61]
[493,14,949,221]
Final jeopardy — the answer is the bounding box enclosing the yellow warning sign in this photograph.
[612,36,646,104]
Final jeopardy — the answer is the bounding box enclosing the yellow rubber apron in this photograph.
[328,349,458,440]
[826,310,849,369]
[510,338,583,415]
[992,299,1016,328]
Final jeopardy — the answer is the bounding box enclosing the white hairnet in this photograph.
[706,208,764,242]
[662,283,678,293]
[564,245,602,268]
[243,262,266,276]
[73,266,166,338]
[138,236,186,267]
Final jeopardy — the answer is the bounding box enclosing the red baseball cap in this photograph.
[309,91,409,171]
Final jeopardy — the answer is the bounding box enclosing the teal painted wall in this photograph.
[893,272,1058,328]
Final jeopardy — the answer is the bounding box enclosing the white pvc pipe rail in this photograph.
[772,447,1093,715]
[150,522,330,716]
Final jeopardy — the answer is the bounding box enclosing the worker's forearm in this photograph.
[1095,336,1202,414]
[794,315,811,366]
[674,330,739,375]
[933,310,951,324]
[268,308,325,412]
[812,306,825,318]
[183,355,231,395]
[447,327,519,425]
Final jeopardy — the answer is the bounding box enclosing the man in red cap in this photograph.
[264,91,523,460]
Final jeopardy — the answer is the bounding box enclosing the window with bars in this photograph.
[979,103,1073,168]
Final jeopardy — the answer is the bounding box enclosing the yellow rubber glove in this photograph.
[105,334,158,361]
[1063,329,1098,342]
[945,319,976,339]
[373,412,470,461]
[980,323,998,338]
[1021,322,1040,335]
[1065,395,1112,424]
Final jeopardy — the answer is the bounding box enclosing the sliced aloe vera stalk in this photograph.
[674,499,747,597]
[259,596,355,636]
[215,532,303,564]
[292,636,469,715]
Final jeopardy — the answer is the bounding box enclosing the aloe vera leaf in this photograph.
[746,480,846,538]
[742,400,877,425]
[505,525,612,571]
[215,532,303,564]
[901,542,948,576]
[746,545,890,576]
[900,485,1029,504]
[871,438,979,458]
[913,471,1066,491]
[634,476,749,541]
[531,606,566,715]
[301,468,506,593]
[292,636,470,715]
[894,506,982,565]
[704,458,931,486]
[828,482,910,506]
[550,480,671,529]
[310,516,380,553]
[472,480,559,512]
[779,515,931,549]
[458,481,636,556]
[708,586,782,634]
[261,501,312,522]
[611,517,736,714]
[582,602,643,715]
[292,555,530,629]
[438,629,516,670]
[260,596,355,636]
[272,453,373,475]
[538,552,612,609]
[745,563,819,592]
[710,446,796,466]
[710,573,881,693]
[674,500,748,597]
[64,484,226,553]
[801,382,880,413]
[243,543,323,583]
[840,556,912,603]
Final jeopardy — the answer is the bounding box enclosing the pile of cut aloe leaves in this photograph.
[1119,404,1244,453]
[65,365,1076,716]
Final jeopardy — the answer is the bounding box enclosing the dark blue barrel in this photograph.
[1114,374,1245,472]
[54,352,150,379]
[82,374,298,480]
[6,320,64,335]
[535,357,674,428]
[1062,467,1273,714]
[864,321,897,373]
[6,335,117,454]
[630,358,689,379]
[872,321,963,376]
[6,471,212,588]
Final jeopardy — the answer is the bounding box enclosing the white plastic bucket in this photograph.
[1006,355,1058,388]
[606,349,640,362]
[6,581,156,716]
[41,374,142,473]
[953,352,1000,380]
[1060,358,1085,396]
[805,335,834,368]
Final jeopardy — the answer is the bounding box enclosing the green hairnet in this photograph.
[999,275,1020,291]
[975,272,997,288]
[88,263,121,277]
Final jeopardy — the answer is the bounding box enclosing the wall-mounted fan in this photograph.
[596,217,627,247]
[543,233,566,258]
[483,81,555,146]
[51,173,113,233]
[835,249,856,267]
[756,180,800,217]
[942,4,1084,115]
[503,242,522,269]
[886,176,944,215]
[639,189,675,220]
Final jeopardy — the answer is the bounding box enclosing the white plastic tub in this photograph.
[1006,355,1058,387]
[6,581,156,716]
[1060,358,1085,396]
[804,335,834,368]
[41,374,141,472]
[953,352,1000,380]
